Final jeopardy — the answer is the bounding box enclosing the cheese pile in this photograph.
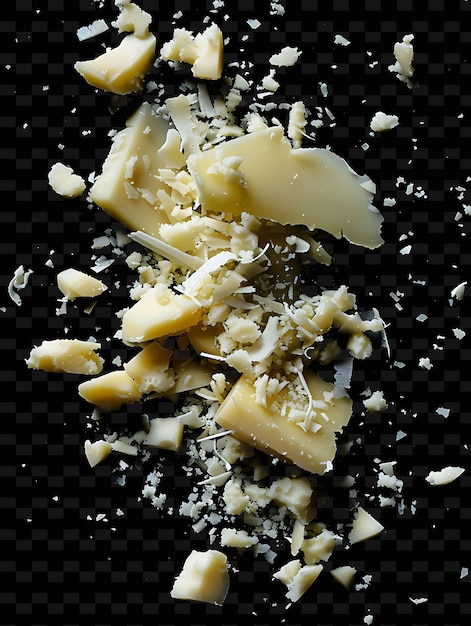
[26,0,393,606]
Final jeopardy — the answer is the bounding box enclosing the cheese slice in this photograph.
[187,125,383,249]
[74,31,156,95]
[214,371,352,474]
[89,102,174,236]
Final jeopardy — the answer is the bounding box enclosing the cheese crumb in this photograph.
[48,162,86,198]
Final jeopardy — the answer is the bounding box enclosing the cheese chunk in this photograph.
[123,342,174,394]
[425,466,465,486]
[160,23,224,80]
[89,102,174,236]
[214,372,352,475]
[78,370,141,411]
[57,268,107,300]
[267,477,316,523]
[170,549,230,605]
[143,417,184,451]
[25,339,103,375]
[48,162,86,198]
[187,126,383,249]
[121,285,203,344]
[348,506,384,544]
[84,439,112,468]
[273,560,323,602]
[74,31,156,95]
[301,528,337,564]
[330,565,356,589]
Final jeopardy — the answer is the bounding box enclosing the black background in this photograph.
[2,1,471,624]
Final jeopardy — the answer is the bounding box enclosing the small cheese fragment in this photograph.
[123,342,174,394]
[78,370,141,411]
[214,372,352,475]
[269,46,302,67]
[84,439,112,467]
[170,549,230,605]
[25,339,103,375]
[362,390,388,413]
[48,162,86,198]
[143,417,184,451]
[425,466,465,486]
[187,126,383,249]
[301,528,337,564]
[74,31,156,95]
[121,285,203,344]
[89,102,173,236]
[220,527,258,549]
[267,477,316,524]
[370,111,399,132]
[331,565,357,589]
[273,560,323,602]
[160,23,224,80]
[388,34,414,86]
[348,507,384,544]
[57,268,108,300]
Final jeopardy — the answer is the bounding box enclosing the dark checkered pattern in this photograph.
[3,0,471,624]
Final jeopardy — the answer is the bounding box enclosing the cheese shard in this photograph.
[121,285,203,344]
[143,417,184,451]
[160,23,224,80]
[388,33,415,87]
[170,549,230,605]
[25,339,103,375]
[187,126,383,249]
[74,31,156,95]
[123,342,174,394]
[57,268,108,300]
[348,506,384,544]
[89,102,173,236]
[330,565,356,589]
[425,466,465,486]
[84,439,112,468]
[78,370,141,411]
[214,372,352,475]
[48,162,86,199]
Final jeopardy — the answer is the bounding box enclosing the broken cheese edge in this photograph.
[214,372,352,475]
[57,267,108,300]
[74,31,156,95]
[25,339,104,376]
[170,549,230,605]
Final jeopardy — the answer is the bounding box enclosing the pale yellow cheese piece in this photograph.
[214,372,352,474]
[273,560,323,603]
[123,341,174,394]
[267,477,316,523]
[160,23,224,80]
[89,102,173,236]
[48,162,86,198]
[330,565,357,589]
[172,358,214,394]
[143,417,184,451]
[74,31,156,95]
[300,528,337,564]
[84,439,112,468]
[121,285,203,344]
[78,369,141,411]
[187,126,383,249]
[25,339,103,375]
[170,549,230,605]
[57,268,108,300]
[348,506,384,544]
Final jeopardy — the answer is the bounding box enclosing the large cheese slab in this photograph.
[187,126,383,249]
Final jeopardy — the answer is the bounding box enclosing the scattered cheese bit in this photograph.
[425,466,465,486]
[388,33,415,87]
[370,111,399,132]
[48,162,86,198]
[269,46,302,67]
[170,549,230,605]
[25,339,104,375]
[8,265,33,306]
[348,507,384,544]
[363,390,388,413]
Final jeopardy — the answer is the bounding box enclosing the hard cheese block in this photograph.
[215,371,352,474]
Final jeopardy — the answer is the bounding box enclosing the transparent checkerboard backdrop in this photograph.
[3,0,471,624]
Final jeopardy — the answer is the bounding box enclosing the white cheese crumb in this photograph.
[370,111,399,132]
[269,46,302,67]
[363,390,388,413]
[8,265,33,306]
[425,466,464,486]
[48,162,86,198]
[76,19,109,41]
[334,34,351,46]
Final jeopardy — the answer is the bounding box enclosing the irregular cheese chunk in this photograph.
[363,389,388,413]
[84,439,112,467]
[57,268,108,300]
[301,527,337,564]
[220,527,258,549]
[121,285,203,344]
[170,549,230,605]
[187,126,383,249]
[123,342,174,394]
[113,0,152,38]
[78,370,141,411]
[48,162,86,199]
[143,417,184,451]
[348,506,384,544]
[267,477,316,523]
[388,33,414,87]
[273,560,323,603]
[74,31,156,95]
[25,339,103,375]
[425,466,465,486]
[160,23,224,80]
[89,102,173,236]
[214,371,352,475]
[330,565,357,589]
[269,46,302,67]
[370,111,399,132]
